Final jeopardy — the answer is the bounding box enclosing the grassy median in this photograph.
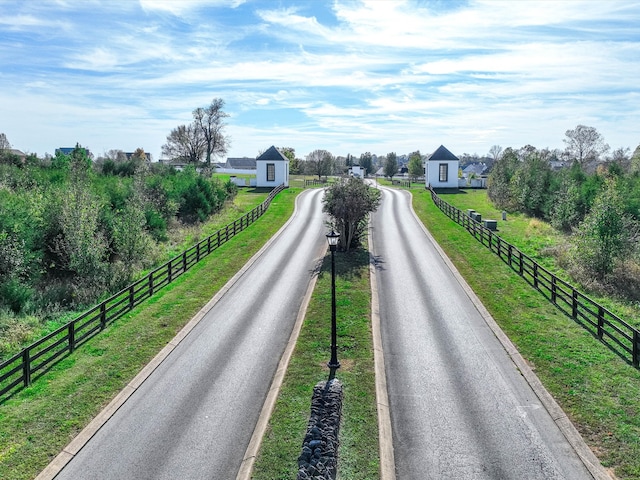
[252,248,379,480]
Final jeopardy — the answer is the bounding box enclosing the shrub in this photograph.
[0,279,33,313]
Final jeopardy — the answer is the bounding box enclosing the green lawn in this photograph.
[412,188,640,480]
[0,187,299,480]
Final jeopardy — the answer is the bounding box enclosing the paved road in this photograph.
[53,188,327,480]
[370,186,594,479]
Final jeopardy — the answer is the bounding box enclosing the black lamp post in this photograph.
[326,230,340,369]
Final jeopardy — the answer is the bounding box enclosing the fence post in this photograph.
[572,289,578,319]
[22,349,31,387]
[533,263,538,288]
[551,276,557,304]
[69,322,75,353]
[129,284,135,309]
[217,230,221,247]
[196,242,201,262]
[508,245,513,267]
[519,251,524,275]
[633,330,639,368]
[149,273,154,297]
[168,261,173,284]
[597,307,604,339]
[183,251,187,271]
[100,303,107,330]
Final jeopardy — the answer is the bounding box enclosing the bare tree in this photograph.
[488,144,503,161]
[563,125,609,165]
[193,98,229,167]
[161,124,205,164]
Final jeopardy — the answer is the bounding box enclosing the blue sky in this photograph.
[1,0,639,161]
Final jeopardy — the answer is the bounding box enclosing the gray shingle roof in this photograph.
[428,145,459,161]
[226,157,256,169]
[256,145,288,161]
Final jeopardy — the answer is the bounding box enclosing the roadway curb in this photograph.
[35,189,309,480]
[406,189,613,480]
[368,225,397,480]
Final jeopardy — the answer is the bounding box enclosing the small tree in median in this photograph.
[323,177,381,252]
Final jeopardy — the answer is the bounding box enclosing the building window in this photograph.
[267,163,275,182]
[439,163,448,182]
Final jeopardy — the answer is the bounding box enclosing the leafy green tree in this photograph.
[323,177,381,251]
[550,173,581,232]
[408,151,423,181]
[510,152,552,218]
[359,152,373,177]
[51,146,109,304]
[572,178,637,281]
[384,152,398,180]
[306,149,334,179]
[280,147,301,174]
[487,147,520,210]
[630,144,640,174]
[110,162,153,287]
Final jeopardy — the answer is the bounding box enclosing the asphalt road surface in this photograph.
[53,188,327,480]
[370,186,594,479]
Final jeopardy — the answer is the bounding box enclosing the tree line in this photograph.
[294,149,424,181]
[487,125,640,298]
[0,143,237,320]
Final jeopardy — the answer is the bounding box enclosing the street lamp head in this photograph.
[326,230,340,250]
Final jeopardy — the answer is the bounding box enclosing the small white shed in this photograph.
[348,164,364,177]
[256,145,290,188]
[426,145,459,189]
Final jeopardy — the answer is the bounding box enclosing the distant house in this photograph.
[225,157,256,170]
[256,145,289,188]
[5,149,26,161]
[463,163,486,177]
[425,145,459,189]
[56,147,92,158]
[349,163,364,177]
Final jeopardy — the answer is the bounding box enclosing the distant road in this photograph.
[53,188,327,480]
[370,186,595,479]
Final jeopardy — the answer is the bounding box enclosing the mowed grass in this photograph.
[0,187,300,480]
[412,188,640,479]
[252,248,379,480]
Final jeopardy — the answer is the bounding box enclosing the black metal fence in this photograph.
[304,178,330,187]
[0,184,286,401]
[430,188,640,368]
